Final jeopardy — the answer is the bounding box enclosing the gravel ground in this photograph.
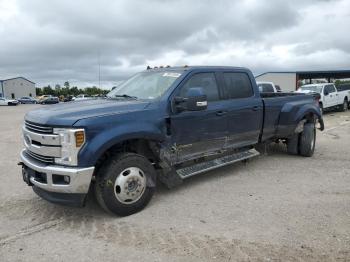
[0,104,349,261]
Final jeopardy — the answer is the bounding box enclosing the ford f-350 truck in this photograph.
[19,66,324,216]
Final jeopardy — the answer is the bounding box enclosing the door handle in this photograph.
[252,106,259,111]
[216,111,227,116]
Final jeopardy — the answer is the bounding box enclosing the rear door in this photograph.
[218,71,263,149]
[169,72,229,163]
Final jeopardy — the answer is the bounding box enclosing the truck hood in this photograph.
[25,99,151,126]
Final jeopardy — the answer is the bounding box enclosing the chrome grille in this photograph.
[25,121,53,134]
[25,150,54,163]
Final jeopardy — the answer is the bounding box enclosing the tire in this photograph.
[287,134,299,155]
[95,153,156,216]
[340,99,348,112]
[319,103,323,115]
[299,123,316,157]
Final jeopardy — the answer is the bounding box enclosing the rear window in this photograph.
[257,83,274,93]
[223,72,253,99]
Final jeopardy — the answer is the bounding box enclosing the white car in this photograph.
[0,97,19,106]
[256,81,279,93]
[72,94,94,101]
[297,83,350,113]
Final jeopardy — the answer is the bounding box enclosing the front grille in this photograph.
[26,150,54,163]
[25,121,53,134]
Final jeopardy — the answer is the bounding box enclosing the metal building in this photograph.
[255,70,350,92]
[0,77,36,99]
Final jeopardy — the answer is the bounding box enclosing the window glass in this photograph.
[180,73,219,102]
[224,73,254,98]
[257,83,274,93]
[328,85,336,93]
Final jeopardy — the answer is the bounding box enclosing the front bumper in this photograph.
[20,149,95,194]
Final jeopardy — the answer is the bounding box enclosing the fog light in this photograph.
[64,175,70,184]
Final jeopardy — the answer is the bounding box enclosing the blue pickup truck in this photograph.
[20,66,324,216]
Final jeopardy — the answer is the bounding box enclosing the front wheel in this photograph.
[299,123,316,157]
[95,153,156,216]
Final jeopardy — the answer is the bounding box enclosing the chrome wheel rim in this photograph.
[114,167,146,204]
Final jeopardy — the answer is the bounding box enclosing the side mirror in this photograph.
[175,87,207,112]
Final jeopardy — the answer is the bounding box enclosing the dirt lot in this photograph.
[0,104,349,261]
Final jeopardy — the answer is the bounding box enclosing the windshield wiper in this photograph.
[113,94,138,100]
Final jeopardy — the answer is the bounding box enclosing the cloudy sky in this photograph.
[0,0,349,88]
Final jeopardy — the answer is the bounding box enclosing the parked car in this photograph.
[297,83,349,113]
[256,81,279,93]
[18,96,38,104]
[63,95,74,102]
[0,97,19,106]
[37,95,52,102]
[40,97,59,104]
[20,66,324,216]
[72,94,93,101]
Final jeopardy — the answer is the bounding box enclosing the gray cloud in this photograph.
[0,0,349,88]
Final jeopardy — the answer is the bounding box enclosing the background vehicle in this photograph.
[0,97,19,106]
[20,66,324,216]
[256,81,279,92]
[275,85,282,92]
[39,97,59,104]
[297,83,349,113]
[72,94,93,101]
[37,95,52,103]
[18,96,38,104]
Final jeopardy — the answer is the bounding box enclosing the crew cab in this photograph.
[297,83,349,113]
[19,66,324,216]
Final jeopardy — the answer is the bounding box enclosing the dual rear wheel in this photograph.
[287,122,316,157]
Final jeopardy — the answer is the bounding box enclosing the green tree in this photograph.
[43,85,55,95]
[36,87,43,96]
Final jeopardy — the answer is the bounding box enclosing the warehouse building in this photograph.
[0,77,36,99]
[255,70,350,92]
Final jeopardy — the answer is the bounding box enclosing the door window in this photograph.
[223,73,254,99]
[324,85,335,94]
[180,73,219,102]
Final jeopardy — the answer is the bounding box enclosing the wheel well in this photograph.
[303,112,316,124]
[95,139,160,173]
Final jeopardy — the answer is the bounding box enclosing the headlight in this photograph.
[53,128,85,166]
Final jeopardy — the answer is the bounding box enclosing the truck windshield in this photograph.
[300,85,322,93]
[107,71,182,100]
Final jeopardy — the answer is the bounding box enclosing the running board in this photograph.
[176,149,260,179]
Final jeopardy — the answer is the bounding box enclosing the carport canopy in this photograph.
[297,70,350,82]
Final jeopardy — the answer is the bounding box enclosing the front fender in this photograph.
[75,118,166,167]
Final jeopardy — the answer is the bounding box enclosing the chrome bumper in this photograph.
[20,149,94,194]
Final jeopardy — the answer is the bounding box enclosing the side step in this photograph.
[176,149,260,179]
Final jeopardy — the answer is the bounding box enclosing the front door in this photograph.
[323,84,337,107]
[169,72,228,163]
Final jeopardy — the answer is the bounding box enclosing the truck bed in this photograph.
[260,92,318,141]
